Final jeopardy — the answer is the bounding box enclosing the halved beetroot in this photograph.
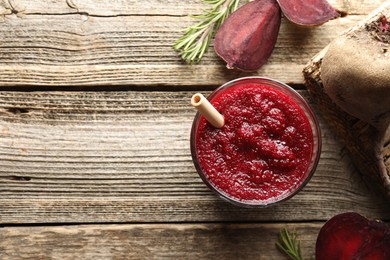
[316,212,390,260]
[214,0,281,71]
[277,0,340,26]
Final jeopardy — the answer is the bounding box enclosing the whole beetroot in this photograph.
[321,14,390,131]
[214,0,281,71]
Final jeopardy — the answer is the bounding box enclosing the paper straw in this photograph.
[191,93,225,128]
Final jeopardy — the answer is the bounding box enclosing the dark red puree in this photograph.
[195,83,313,203]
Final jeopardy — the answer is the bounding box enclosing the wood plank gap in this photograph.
[0,220,328,228]
[19,12,190,18]
[0,85,220,92]
[0,84,307,92]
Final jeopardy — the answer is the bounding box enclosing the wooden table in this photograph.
[1,0,389,258]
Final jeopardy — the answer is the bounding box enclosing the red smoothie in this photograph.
[191,77,321,206]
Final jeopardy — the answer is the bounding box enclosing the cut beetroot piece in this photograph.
[214,0,281,71]
[316,212,390,260]
[276,0,340,26]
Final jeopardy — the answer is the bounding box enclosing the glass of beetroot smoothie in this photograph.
[191,77,321,207]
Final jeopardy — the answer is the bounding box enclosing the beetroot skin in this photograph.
[214,0,281,71]
[277,0,340,26]
[213,0,339,71]
[316,212,390,260]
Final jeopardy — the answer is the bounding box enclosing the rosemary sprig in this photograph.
[173,0,241,63]
[276,228,304,260]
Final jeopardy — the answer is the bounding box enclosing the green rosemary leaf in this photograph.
[276,228,304,260]
[173,0,242,63]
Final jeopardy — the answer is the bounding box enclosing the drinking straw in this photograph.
[191,93,225,128]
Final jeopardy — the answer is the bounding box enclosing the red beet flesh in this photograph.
[214,0,281,71]
[379,15,390,32]
[316,212,390,260]
[277,0,340,26]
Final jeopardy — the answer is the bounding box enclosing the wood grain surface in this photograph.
[0,91,389,224]
[0,0,387,87]
[0,223,321,259]
[1,0,389,258]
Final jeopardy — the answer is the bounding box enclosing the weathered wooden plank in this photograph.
[0,0,387,87]
[0,0,385,16]
[0,223,322,259]
[0,15,368,87]
[0,0,205,16]
[0,91,389,224]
